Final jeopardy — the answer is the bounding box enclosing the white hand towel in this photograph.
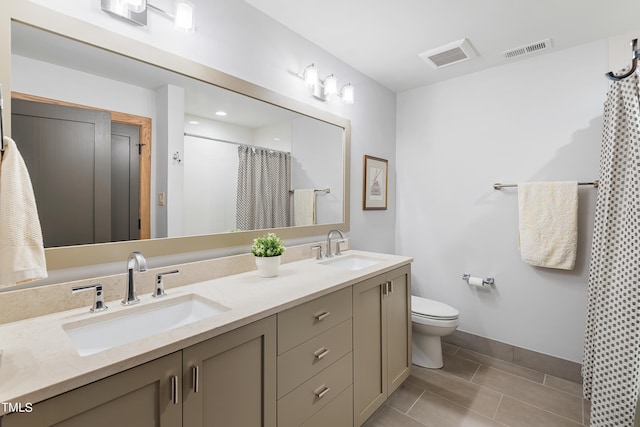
[293,189,316,226]
[0,136,47,287]
[518,181,578,270]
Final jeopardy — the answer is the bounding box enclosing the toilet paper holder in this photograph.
[462,274,495,286]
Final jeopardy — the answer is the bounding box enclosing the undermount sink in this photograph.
[319,254,382,271]
[63,294,230,356]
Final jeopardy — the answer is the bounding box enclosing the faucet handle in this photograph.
[72,284,108,313]
[336,240,346,256]
[153,270,180,298]
[311,245,323,260]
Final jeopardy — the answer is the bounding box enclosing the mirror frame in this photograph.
[0,1,351,270]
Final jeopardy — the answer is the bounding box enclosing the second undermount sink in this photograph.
[63,294,230,356]
[319,254,382,271]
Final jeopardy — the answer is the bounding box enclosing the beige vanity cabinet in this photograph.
[352,264,412,426]
[276,287,354,427]
[182,315,277,427]
[1,316,276,427]
[1,351,183,427]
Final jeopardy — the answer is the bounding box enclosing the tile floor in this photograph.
[364,342,590,427]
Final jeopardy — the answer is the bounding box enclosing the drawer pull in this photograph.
[192,365,200,393]
[314,385,331,399]
[313,347,331,360]
[171,375,179,405]
[314,311,331,321]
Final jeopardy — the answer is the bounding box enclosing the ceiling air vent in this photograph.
[503,38,553,59]
[419,38,477,69]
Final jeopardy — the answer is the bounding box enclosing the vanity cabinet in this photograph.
[352,265,412,426]
[183,315,277,427]
[1,351,183,427]
[2,316,275,427]
[276,287,353,427]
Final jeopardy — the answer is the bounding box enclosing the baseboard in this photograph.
[442,330,582,384]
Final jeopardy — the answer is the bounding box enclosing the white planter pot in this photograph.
[255,255,281,278]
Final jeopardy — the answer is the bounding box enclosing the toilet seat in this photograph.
[411,295,459,320]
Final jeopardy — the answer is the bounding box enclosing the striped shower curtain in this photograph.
[582,73,640,427]
[236,145,290,230]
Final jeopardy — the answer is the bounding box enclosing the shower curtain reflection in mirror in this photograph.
[236,146,291,230]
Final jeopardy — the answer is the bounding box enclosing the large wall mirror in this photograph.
[0,2,350,270]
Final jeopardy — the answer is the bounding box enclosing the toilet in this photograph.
[411,295,459,369]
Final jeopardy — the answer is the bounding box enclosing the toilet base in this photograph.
[412,336,444,369]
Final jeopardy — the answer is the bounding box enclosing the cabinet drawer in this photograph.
[278,319,352,399]
[277,353,352,427]
[278,287,352,354]
[301,385,353,427]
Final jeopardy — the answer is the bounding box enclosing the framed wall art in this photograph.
[363,155,388,210]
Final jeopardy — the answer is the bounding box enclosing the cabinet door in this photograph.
[2,352,182,427]
[182,316,277,427]
[352,274,387,426]
[385,265,412,394]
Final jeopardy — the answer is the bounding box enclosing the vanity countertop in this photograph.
[0,250,412,414]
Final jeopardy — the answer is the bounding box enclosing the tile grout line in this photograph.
[492,392,505,420]
[404,389,426,415]
[469,361,482,383]
[415,383,509,425]
[427,360,584,425]
[500,394,586,426]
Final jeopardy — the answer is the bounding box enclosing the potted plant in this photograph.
[251,232,286,277]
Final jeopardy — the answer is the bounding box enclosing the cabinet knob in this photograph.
[313,347,331,360]
[171,375,179,405]
[314,311,331,321]
[314,385,331,399]
[192,365,200,393]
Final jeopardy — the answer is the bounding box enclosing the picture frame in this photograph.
[363,155,388,210]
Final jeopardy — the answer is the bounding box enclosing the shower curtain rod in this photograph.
[184,132,290,154]
[493,180,599,190]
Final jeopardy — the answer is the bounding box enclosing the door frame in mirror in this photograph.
[0,1,351,270]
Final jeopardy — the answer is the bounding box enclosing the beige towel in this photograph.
[293,189,316,226]
[0,136,47,287]
[518,181,578,270]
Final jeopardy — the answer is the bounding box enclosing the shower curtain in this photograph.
[236,145,291,230]
[582,73,640,427]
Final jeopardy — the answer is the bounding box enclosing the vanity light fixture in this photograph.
[101,0,195,33]
[296,64,355,104]
[304,64,319,86]
[341,83,355,104]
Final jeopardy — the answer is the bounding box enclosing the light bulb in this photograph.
[304,64,318,86]
[324,74,338,95]
[341,84,355,104]
[174,0,195,32]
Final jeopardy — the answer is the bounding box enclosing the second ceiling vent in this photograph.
[419,38,478,69]
[502,38,553,59]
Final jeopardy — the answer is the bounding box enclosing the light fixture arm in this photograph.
[147,2,174,19]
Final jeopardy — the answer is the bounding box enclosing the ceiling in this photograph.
[244,0,640,93]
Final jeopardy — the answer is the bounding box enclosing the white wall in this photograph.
[396,40,608,362]
[24,0,398,256]
[291,117,344,225]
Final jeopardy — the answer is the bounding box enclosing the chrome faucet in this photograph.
[326,228,345,258]
[123,251,147,305]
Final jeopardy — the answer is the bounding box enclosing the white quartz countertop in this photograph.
[0,250,412,414]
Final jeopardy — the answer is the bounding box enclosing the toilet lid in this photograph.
[411,296,459,319]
